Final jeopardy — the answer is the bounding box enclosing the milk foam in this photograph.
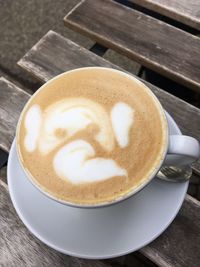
[111,102,134,148]
[53,140,127,184]
[38,98,115,154]
[24,105,42,152]
[23,99,133,184]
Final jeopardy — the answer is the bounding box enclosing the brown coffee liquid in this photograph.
[17,68,167,205]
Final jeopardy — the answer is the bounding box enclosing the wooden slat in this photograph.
[64,0,200,92]
[18,32,121,83]
[0,179,115,267]
[0,78,29,152]
[129,0,200,30]
[18,30,200,175]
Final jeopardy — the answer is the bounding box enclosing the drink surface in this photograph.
[17,68,167,205]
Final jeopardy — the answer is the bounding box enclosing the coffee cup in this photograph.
[16,67,200,208]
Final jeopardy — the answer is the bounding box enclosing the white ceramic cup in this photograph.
[16,67,200,208]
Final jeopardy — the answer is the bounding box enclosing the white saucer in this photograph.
[8,113,188,259]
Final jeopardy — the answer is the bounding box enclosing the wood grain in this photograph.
[129,0,200,30]
[18,31,121,83]
[64,0,200,92]
[0,180,115,267]
[18,31,200,174]
[0,78,29,152]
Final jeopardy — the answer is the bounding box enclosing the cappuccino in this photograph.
[17,68,167,205]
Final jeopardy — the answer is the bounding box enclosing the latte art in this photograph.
[24,105,41,152]
[37,98,116,155]
[17,68,167,205]
[111,102,134,148]
[24,98,133,184]
[54,140,127,184]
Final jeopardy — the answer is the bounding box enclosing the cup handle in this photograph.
[165,135,200,165]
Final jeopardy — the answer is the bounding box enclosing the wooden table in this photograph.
[0,1,200,266]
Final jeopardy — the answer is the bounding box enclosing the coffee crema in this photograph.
[17,68,168,205]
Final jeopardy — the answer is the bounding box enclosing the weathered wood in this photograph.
[64,0,200,92]
[18,31,121,83]
[0,78,29,152]
[141,194,200,267]
[129,0,200,30]
[0,180,115,267]
[18,31,200,174]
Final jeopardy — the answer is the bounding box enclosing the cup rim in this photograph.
[16,66,169,208]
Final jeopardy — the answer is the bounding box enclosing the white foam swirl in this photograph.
[111,102,134,148]
[24,105,42,152]
[38,98,115,154]
[23,99,133,184]
[53,140,127,184]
